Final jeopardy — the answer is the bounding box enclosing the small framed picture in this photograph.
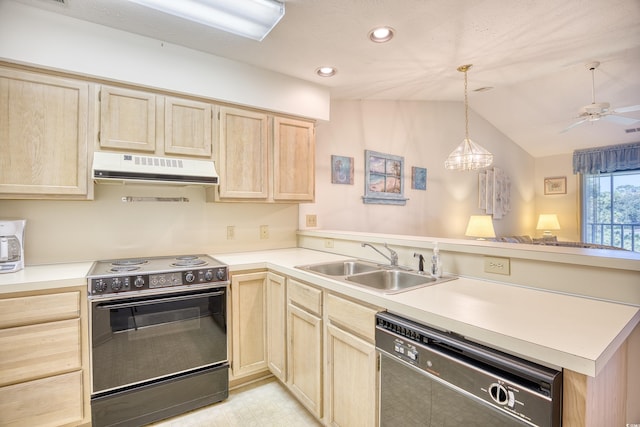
[411,167,427,190]
[331,155,354,185]
[544,176,566,195]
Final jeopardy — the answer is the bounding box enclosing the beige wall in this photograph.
[300,100,539,238]
[0,185,298,265]
[534,153,580,241]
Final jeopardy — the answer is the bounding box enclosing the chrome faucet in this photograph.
[362,242,398,267]
[413,252,426,274]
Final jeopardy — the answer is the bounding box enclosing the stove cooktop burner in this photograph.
[111,259,148,266]
[171,257,207,267]
[110,266,141,273]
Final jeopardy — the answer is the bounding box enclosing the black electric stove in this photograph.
[87,254,228,297]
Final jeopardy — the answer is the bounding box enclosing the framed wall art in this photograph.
[362,150,408,205]
[331,155,354,185]
[544,176,566,195]
[411,167,427,190]
[478,167,511,219]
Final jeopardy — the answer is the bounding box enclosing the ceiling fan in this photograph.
[561,61,640,133]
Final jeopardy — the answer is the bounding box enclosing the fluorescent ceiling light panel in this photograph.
[126,0,285,41]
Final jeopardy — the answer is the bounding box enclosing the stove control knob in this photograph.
[134,277,145,288]
[204,270,214,282]
[185,272,195,283]
[216,269,226,280]
[111,278,123,292]
[94,279,107,293]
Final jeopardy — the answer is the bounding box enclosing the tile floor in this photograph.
[150,377,321,427]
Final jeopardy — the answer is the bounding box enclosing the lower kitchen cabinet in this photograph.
[266,272,287,382]
[287,279,323,419]
[230,271,269,381]
[325,293,380,427]
[0,287,90,427]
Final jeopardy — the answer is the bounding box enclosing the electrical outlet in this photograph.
[324,238,334,248]
[260,225,269,239]
[484,256,510,275]
[226,226,235,240]
[306,214,317,227]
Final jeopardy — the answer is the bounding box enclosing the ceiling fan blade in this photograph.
[560,119,587,133]
[603,114,640,125]
[614,104,640,113]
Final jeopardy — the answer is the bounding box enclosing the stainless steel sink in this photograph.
[346,269,453,294]
[296,259,457,294]
[300,259,381,276]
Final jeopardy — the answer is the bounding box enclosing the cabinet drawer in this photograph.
[0,370,83,427]
[0,291,80,329]
[288,279,322,316]
[326,293,379,342]
[0,318,81,386]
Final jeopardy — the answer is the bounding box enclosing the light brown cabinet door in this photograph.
[0,371,83,427]
[287,303,322,418]
[164,96,213,157]
[273,116,315,201]
[99,85,156,152]
[266,272,286,382]
[218,107,269,199]
[0,318,81,386]
[325,324,378,427]
[231,272,268,379]
[0,67,88,197]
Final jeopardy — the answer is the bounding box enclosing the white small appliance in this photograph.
[0,219,26,273]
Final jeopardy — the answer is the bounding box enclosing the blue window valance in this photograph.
[573,142,640,174]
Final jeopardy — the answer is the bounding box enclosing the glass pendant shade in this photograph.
[445,138,494,171]
[445,64,493,171]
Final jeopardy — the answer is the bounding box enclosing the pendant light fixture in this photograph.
[445,64,493,171]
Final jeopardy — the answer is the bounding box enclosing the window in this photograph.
[582,170,640,252]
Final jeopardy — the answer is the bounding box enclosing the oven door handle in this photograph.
[96,290,225,310]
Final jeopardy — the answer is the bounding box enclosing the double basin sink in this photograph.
[296,259,456,294]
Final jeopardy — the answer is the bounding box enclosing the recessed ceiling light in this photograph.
[316,66,337,77]
[368,26,395,43]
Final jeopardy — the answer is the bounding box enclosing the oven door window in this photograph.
[92,288,227,393]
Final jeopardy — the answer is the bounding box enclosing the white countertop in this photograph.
[2,248,638,377]
[0,261,93,293]
[215,248,640,377]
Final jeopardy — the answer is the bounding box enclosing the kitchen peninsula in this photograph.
[1,231,638,426]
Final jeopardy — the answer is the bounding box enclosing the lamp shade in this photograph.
[465,215,496,239]
[536,214,561,236]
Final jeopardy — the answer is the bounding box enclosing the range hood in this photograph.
[92,152,219,186]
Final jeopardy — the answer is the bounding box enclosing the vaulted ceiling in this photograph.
[13,0,640,158]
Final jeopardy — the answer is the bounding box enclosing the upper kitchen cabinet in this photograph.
[273,117,315,201]
[217,106,270,199]
[164,96,213,157]
[98,86,213,157]
[213,107,315,203]
[99,86,156,152]
[0,66,89,199]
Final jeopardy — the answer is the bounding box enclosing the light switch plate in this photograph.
[484,256,510,275]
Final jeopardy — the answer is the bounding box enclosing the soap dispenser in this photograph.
[431,243,442,278]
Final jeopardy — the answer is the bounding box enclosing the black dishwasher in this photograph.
[375,312,562,427]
